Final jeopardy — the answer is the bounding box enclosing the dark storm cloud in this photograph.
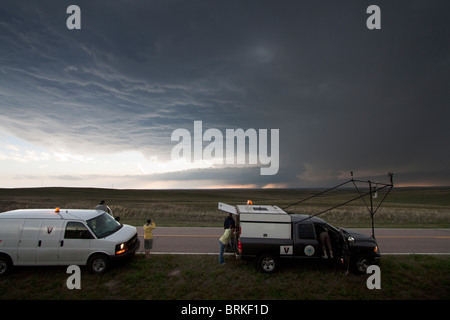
[0,0,449,187]
[138,166,296,188]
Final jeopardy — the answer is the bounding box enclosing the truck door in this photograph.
[59,221,94,265]
[35,220,64,265]
[293,222,319,257]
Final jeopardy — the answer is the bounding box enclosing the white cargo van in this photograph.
[0,208,140,275]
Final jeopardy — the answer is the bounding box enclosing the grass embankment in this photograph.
[0,254,448,300]
[0,187,449,227]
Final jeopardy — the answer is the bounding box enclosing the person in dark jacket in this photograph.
[224,213,235,229]
[95,200,112,215]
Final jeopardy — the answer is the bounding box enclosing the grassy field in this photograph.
[0,254,448,300]
[0,187,449,227]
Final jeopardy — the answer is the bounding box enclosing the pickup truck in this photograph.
[218,202,380,274]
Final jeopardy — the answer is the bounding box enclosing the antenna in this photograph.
[283,172,394,239]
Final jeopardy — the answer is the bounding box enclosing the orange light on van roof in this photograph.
[55,207,60,213]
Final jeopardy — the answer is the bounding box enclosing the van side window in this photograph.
[297,224,315,240]
[65,222,94,239]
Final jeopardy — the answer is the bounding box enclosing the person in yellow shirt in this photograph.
[219,224,235,264]
[143,219,156,260]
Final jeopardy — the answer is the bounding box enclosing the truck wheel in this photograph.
[0,255,12,276]
[88,254,109,274]
[352,256,371,274]
[257,253,278,273]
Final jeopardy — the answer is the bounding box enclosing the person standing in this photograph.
[143,219,156,260]
[219,224,235,264]
[95,200,112,215]
[224,213,235,230]
[318,226,333,259]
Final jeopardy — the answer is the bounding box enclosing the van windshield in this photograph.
[87,212,122,238]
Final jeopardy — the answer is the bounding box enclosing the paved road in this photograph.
[136,227,450,255]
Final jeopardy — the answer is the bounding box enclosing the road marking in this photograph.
[139,234,450,239]
[382,253,450,255]
[137,252,233,255]
[156,234,219,237]
[137,252,450,255]
[139,234,219,238]
[377,236,450,239]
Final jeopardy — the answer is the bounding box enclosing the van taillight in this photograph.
[238,241,242,254]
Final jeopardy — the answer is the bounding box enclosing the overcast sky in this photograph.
[0,0,449,189]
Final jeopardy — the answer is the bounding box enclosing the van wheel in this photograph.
[88,254,109,274]
[0,255,12,276]
[257,253,278,274]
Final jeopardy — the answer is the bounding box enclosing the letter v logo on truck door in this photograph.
[280,246,293,255]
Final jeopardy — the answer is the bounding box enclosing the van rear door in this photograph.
[0,219,23,264]
[36,220,64,265]
[17,219,40,265]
